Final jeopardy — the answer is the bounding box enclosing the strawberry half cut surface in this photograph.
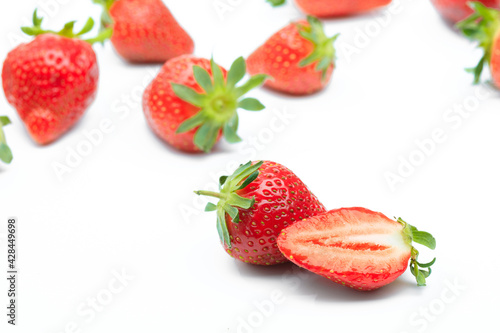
[277,207,436,291]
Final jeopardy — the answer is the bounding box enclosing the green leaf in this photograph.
[223,203,240,223]
[267,0,286,6]
[235,74,268,97]
[21,27,37,36]
[193,122,221,152]
[171,83,206,107]
[222,114,242,143]
[412,230,436,250]
[84,27,112,45]
[210,58,225,89]
[216,208,231,248]
[77,18,95,36]
[226,193,255,210]
[33,9,43,27]
[227,57,246,88]
[219,175,228,188]
[0,116,11,126]
[205,203,217,211]
[417,257,436,268]
[0,143,13,164]
[237,171,259,190]
[238,98,265,111]
[193,66,214,93]
[176,112,206,134]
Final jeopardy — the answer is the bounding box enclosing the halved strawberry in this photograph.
[0,116,13,164]
[457,2,500,87]
[277,207,436,291]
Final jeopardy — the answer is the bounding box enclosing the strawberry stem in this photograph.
[174,58,268,153]
[195,161,264,248]
[398,218,436,287]
[457,2,500,84]
[0,116,13,164]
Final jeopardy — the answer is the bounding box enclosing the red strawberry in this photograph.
[457,2,500,88]
[431,0,500,23]
[195,161,327,265]
[0,116,13,164]
[277,207,436,291]
[142,55,267,153]
[247,16,338,95]
[268,0,391,17]
[2,10,108,145]
[93,0,194,63]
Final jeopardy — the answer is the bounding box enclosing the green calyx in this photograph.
[297,16,339,80]
[457,2,500,84]
[21,9,112,45]
[173,57,268,153]
[267,0,286,6]
[194,161,263,248]
[92,0,116,30]
[398,218,437,287]
[0,116,13,164]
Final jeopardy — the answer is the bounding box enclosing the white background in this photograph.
[1,0,499,332]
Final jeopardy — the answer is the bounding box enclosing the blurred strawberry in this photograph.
[247,16,338,95]
[93,0,194,63]
[2,10,108,144]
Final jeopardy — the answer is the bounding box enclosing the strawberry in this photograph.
[195,161,326,265]
[277,207,436,291]
[2,10,109,145]
[268,0,391,17]
[93,0,194,63]
[457,2,500,88]
[431,0,500,23]
[247,16,338,95]
[0,116,13,164]
[142,55,267,153]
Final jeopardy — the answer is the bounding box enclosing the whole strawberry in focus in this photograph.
[278,207,437,290]
[247,16,339,95]
[93,0,194,63]
[143,56,268,153]
[195,161,326,265]
[431,0,500,23]
[2,11,108,145]
[268,0,391,17]
[457,2,500,87]
[0,116,13,164]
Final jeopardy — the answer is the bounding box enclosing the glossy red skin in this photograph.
[2,34,98,145]
[278,207,410,291]
[143,55,225,153]
[224,161,326,265]
[109,0,194,63]
[430,0,500,23]
[247,20,334,95]
[294,0,392,17]
[490,33,500,88]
